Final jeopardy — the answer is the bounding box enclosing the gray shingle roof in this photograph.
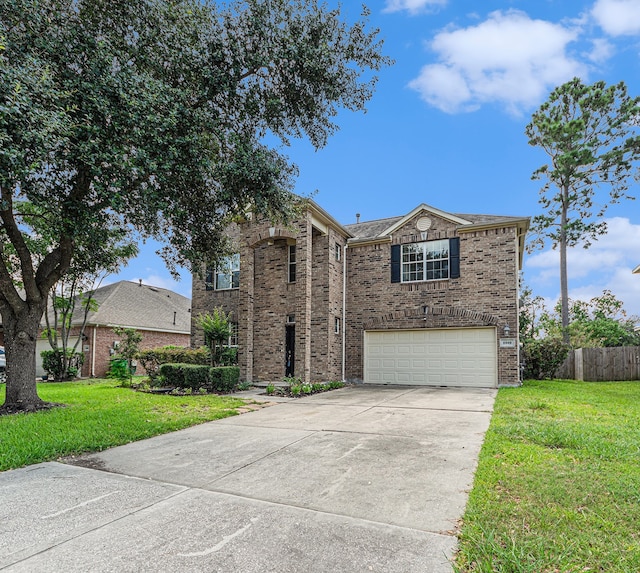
[63,280,191,333]
[344,216,403,239]
[343,210,528,240]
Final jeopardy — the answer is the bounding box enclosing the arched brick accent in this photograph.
[362,306,501,330]
[247,225,298,248]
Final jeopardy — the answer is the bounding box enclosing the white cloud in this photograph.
[586,37,615,62]
[383,0,447,15]
[409,10,586,114]
[525,217,640,316]
[592,0,640,36]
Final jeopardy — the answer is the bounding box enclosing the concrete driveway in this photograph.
[0,385,496,572]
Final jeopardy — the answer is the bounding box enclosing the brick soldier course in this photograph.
[192,201,529,387]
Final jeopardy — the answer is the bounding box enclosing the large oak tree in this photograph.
[0,0,389,412]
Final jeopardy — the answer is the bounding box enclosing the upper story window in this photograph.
[391,238,460,284]
[402,239,449,282]
[288,245,296,283]
[215,254,240,290]
[335,243,341,261]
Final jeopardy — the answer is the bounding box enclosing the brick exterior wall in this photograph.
[74,325,189,378]
[345,212,520,386]
[191,206,523,387]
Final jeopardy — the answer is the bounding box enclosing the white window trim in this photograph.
[288,245,296,283]
[215,254,240,290]
[401,239,450,283]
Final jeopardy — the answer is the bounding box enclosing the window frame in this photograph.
[288,245,297,283]
[226,322,238,347]
[214,253,240,290]
[401,239,450,283]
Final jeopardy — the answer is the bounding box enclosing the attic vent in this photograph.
[416,216,432,231]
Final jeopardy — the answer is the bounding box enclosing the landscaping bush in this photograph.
[107,358,130,385]
[40,349,84,381]
[138,346,210,383]
[219,347,238,366]
[209,366,240,392]
[522,338,571,380]
[159,363,211,390]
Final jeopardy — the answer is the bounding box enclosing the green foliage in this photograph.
[268,378,345,397]
[196,308,232,366]
[522,338,571,380]
[40,349,84,382]
[209,367,240,393]
[0,0,389,411]
[519,283,546,342]
[456,380,640,572]
[220,347,238,367]
[158,363,240,393]
[526,79,640,251]
[107,359,130,385]
[540,290,640,348]
[526,78,640,340]
[0,380,244,471]
[137,346,210,383]
[112,327,143,386]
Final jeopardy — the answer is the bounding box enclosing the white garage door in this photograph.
[364,328,497,388]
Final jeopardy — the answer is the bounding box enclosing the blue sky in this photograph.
[114,0,640,317]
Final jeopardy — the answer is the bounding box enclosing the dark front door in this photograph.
[285,324,295,377]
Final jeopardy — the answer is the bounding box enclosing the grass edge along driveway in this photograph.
[0,379,246,471]
[455,379,640,573]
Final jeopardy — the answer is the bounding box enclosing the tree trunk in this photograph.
[559,190,570,345]
[1,301,52,413]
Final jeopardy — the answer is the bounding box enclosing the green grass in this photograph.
[0,379,245,471]
[455,379,640,573]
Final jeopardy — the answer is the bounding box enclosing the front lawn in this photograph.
[0,379,245,471]
[456,379,640,572]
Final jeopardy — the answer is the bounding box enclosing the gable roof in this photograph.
[344,204,529,241]
[56,280,191,334]
[634,265,640,274]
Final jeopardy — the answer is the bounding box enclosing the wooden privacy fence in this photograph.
[556,346,640,381]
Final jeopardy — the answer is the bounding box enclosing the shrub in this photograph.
[220,347,238,366]
[209,366,240,393]
[107,358,131,385]
[522,338,571,380]
[40,349,84,381]
[159,363,210,390]
[138,346,210,383]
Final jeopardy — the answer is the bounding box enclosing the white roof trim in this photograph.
[633,264,640,274]
[379,203,473,237]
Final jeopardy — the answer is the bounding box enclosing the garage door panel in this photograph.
[364,328,497,388]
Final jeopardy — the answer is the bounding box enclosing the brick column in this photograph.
[297,215,313,383]
[238,242,254,382]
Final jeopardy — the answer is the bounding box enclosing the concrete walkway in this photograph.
[0,385,496,572]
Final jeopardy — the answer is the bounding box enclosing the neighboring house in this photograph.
[37,280,191,378]
[192,201,529,388]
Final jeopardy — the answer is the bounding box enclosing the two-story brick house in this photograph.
[191,201,529,387]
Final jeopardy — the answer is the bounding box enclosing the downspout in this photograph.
[91,325,97,378]
[342,243,348,382]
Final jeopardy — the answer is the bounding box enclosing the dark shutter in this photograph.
[205,267,213,291]
[449,238,460,279]
[391,244,401,283]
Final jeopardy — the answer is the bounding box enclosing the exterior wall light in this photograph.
[503,324,511,337]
